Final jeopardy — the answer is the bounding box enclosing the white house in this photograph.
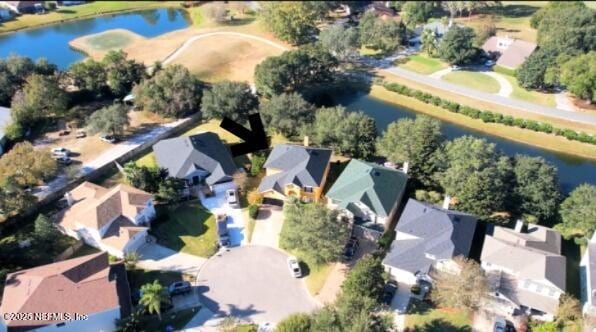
[0,252,131,332]
[56,181,156,258]
[580,233,596,328]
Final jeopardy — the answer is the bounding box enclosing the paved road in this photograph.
[199,181,247,247]
[382,67,596,126]
[34,117,189,200]
[137,242,206,274]
[250,206,284,248]
[196,245,317,324]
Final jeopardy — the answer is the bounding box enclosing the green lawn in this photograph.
[502,75,556,107]
[152,202,218,258]
[399,54,448,75]
[85,30,137,50]
[135,152,157,168]
[405,300,472,332]
[0,1,182,33]
[442,71,501,94]
[127,269,184,290]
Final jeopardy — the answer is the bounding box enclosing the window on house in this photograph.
[303,186,313,193]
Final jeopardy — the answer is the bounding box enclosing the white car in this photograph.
[287,257,302,278]
[51,147,70,157]
[100,135,117,143]
[226,188,239,208]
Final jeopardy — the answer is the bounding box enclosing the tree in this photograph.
[10,74,68,127]
[123,251,139,270]
[33,214,58,246]
[133,64,202,118]
[511,155,560,222]
[559,52,595,103]
[340,255,385,302]
[259,2,328,44]
[0,177,36,218]
[86,103,130,136]
[0,142,57,188]
[155,178,185,204]
[249,152,267,177]
[102,50,145,97]
[275,313,312,332]
[69,59,107,96]
[420,28,438,56]
[319,24,360,62]
[376,115,443,187]
[431,256,488,313]
[517,47,558,90]
[254,47,338,98]
[435,136,512,218]
[476,22,497,46]
[531,322,558,332]
[307,106,377,159]
[402,1,434,27]
[204,2,228,22]
[556,294,582,327]
[279,199,350,265]
[310,306,342,332]
[122,162,168,193]
[556,183,596,243]
[359,11,405,53]
[438,25,478,65]
[259,92,314,138]
[139,280,168,321]
[201,80,258,122]
[115,308,144,332]
[0,55,56,106]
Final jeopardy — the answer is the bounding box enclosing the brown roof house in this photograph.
[482,36,537,70]
[56,182,156,258]
[0,252,132,332]
[481,221,566,321]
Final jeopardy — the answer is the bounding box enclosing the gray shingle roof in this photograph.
[153,132,237,185]
[382,199,477,274]
[258,144,332,194]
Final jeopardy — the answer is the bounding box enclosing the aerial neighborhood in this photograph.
[0,1,594,332]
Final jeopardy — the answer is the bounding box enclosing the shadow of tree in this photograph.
[407,319,472,332]
[479,4,540,18]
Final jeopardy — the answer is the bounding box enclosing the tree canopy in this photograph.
[123,162,168,193]
[139,280,168,321]
[279,200,350,265]
[307,106,377,159]
[556,183,596,243]
[359,11,405,53]
[376,115,443,187]
[133,64,202,118]
[10,74,67,128]
[431,256,488,313]
[259,92,314,138]
[559,51,595,103]
[102,50,145,97]
[259,1,328,45]
[438,25,478,65]
[401,1,434,27]
[276,313,312,332]
[0,142,57,188]
[318,24,360,62]
[0,177,36,219]
[201,80,258,122]
[86,103,130,136]
[0,55,56,106]
[69,58,108,96]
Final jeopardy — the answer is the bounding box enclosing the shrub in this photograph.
[502,115,514,125]
[431,96,442,106]
[513,118,526,128]
[248,204,259,219]
[480,111,495,123]
[378,229,396,250]
[411,284,421,294]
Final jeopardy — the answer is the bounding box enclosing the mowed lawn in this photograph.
[442,71,501,94]
[405,300,472,332]
[153,202,218,258]
[502,75,556,107]
[399,54,448,75]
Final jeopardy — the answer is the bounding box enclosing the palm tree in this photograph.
[421,29,438,56]
[123,251,139,270]
[139,280,168,321]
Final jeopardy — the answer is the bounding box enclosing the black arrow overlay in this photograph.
[220,113,269,157]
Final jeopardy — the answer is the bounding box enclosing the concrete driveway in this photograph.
[137,242,206,274]
[250,206,284,248]
[196,245,317,323]
[199,181,246,247]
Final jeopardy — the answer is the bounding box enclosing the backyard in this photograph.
[152,202,218,258]
[442,71,501,94]
[399,54,448,75]
[405,299,472,332]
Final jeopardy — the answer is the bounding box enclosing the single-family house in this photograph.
[153,132,238,188]
[410,21,453,45]
[56,182,156,258]
[366,2,397,19]
[382,199,477,285]
[481,36,537,70]
[0,107,11,156]
[481,222,566,321]
[580,233,596,327]
[1,1,42,14]
[0,252,132,332]
[0,6,13,21]
[258,143,332,205]
[326,159,408,230]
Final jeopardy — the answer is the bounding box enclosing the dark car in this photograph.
[168,281,192,296]
[382,280,398,306]
[342,236,359,261]
[217,214,230,247]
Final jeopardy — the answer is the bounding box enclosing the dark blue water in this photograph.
[338,92,596,194]
[0,8,191,69]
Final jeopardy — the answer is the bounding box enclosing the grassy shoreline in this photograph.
[369,85,596,161]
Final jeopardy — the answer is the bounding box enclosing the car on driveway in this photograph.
[217,214,230,247]
[168,281,192,296]
[382,280,398,306]
[226,188,239,208]
[342,236,359,261]
[287,256,302,278]
[55,155,72,165]
[52,147,70,157]
[100,135,118,143]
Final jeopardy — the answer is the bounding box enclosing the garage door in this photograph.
[263,198,284,207]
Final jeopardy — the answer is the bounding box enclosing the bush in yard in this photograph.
[247,190,263,206]
[378,229,395,250]
[250,152,267,176]
[248,204,259,219]
[275,313,312,332]
[201,80,258,123]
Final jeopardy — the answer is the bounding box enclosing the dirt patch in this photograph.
[69,29,145,59]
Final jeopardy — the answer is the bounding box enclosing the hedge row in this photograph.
[383,82,596,145]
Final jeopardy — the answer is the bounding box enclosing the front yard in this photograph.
[442,71,501,94]
[399,54,448,75]
[405,299,472,332]
[152,202,218,258]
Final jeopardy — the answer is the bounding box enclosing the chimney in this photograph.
[514,219,524,233]
[402,161,409,174]
[65,191,74,206]
[442,195,451,210]
[303,135,310,147]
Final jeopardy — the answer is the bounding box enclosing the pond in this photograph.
[0,8,191,69]
[337,92,596,194]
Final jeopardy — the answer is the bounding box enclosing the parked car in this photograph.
[168,281,192,296]
[100,135,117,143]
[342,236,359,261]
[226,188,239,208]
[55,156,72,165]
[493,316,506,332]
[75,130,86,138]
[216,214,230,247]
[287,257,302,278]
[382,280,398,306]
[485,60,495,67]
[52,147,70,157]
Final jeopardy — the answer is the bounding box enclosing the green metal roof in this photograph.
[326,159,408,217]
